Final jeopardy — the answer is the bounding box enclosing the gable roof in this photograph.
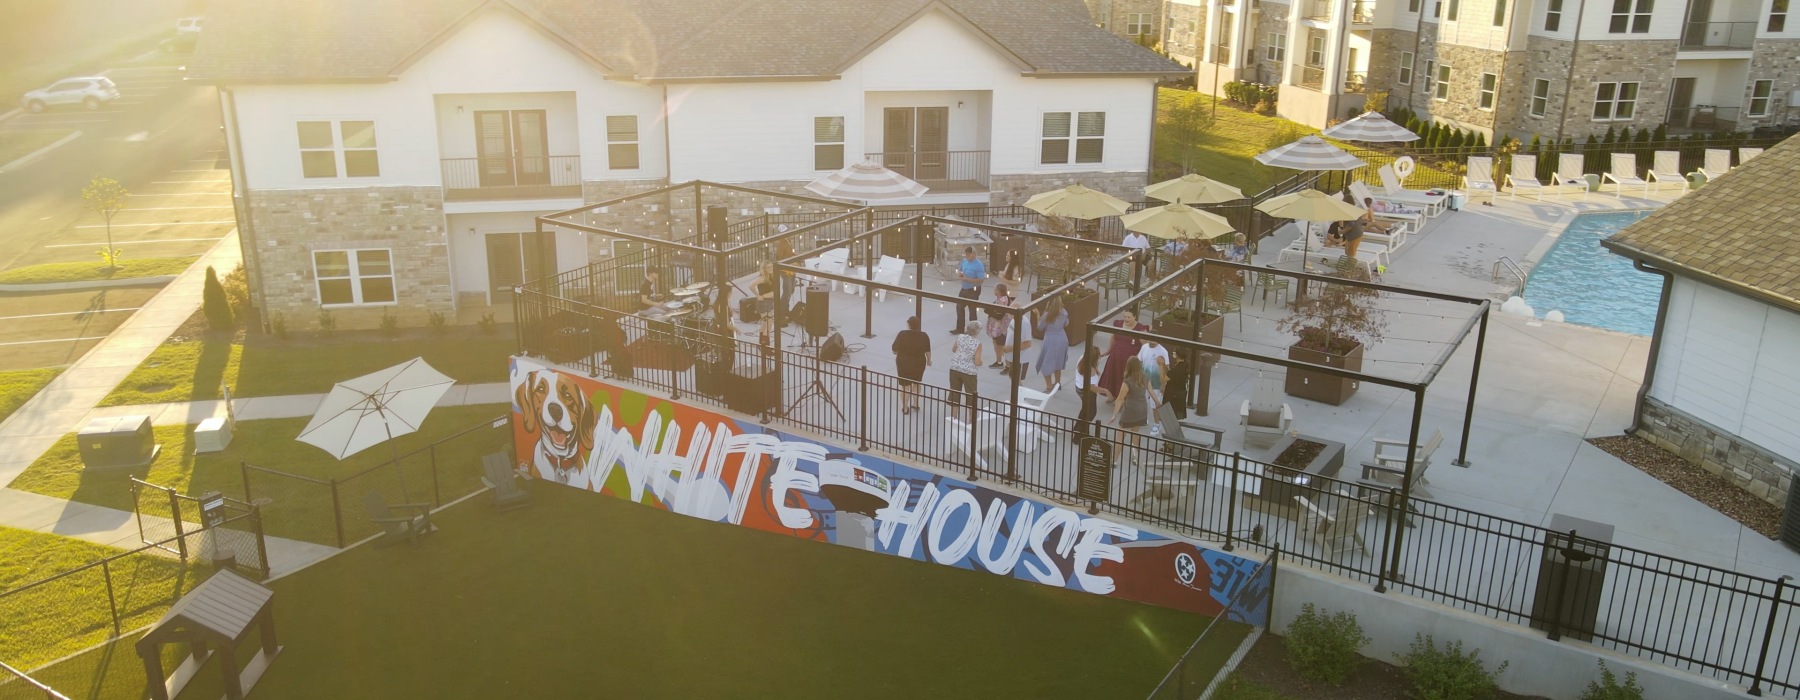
[1603,136,1800,313]
[187,0,1187,84]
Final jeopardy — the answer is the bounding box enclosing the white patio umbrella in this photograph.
[1144,173,1246,205]
[1322,112,1420,143]
[805,159,929,201]
[297,358,457,498]
[1255,189,1366,267]
[1121,202,1235,240]
[1023,184,1130,220]
[1254,135,1367,171]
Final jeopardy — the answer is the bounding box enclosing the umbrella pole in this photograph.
[380,401,413,503]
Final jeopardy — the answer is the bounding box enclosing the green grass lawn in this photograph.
[0,367,62,423]
[9,404,509,546]
[25,485,1248,699]
[0,129,76,166]
[0,526,201,670]
[99,332,514,406]
[0,257,194,285]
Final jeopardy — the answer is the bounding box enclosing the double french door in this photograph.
[487,231,558,302]
[881,106,949,182]
[475,110,549,188]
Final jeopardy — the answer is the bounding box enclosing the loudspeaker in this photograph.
[819,332,846,363]
[706,205,729,247]
[738,297,760,323]
[723,371,778,415]
[804,286,830,338]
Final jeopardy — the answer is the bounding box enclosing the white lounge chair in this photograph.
[1695,148,1731,181]
[1739,147,1764,162]
[1506,154,1546,200]
[1646,151,1688,194]
[946,416,1009,471]
[1274,228,1330,265]
[1377,163,1450,217]
[1603,154,1651,198]
[1296,490,1373,558]
[1239,378,1293,450]
[1462,156,1498,205]
[1349,181,1423,234]
[1553,153,1590,200]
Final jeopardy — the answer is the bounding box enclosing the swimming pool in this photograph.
[1522,211,1660,336]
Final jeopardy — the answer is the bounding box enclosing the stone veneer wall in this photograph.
[1366,28,1416,103]
[1165,2,1205,67]
[1743,39,1800,132]
[1506,36,1575,140]
[1562,40,1677,138]
[1424,43,1507,135]
[1254,4,1289,87]
[245,186,450,331]
[1636,397,1796,508]
[989,171,1147,208]
[579,178,674,262]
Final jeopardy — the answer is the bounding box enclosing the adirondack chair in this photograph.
[1154,403,1225,465]
[1358,428,1442,498]
[480,452,533,512]
[1296,490,1373,557]
[1239,378,1293,449]
[364,491,434,546]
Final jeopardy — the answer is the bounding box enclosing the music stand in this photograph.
[784,351,844,420]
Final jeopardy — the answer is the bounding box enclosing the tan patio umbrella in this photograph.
[1255,189,1365,267]
[1121,202,1235,240]
[1022,184,1130,220]
[1144,173,1246,205]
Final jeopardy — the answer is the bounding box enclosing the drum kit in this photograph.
[655,282,714,318]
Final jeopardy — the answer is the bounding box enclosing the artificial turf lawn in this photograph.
[0,257,195,285]
[98,332,514,405]
[0,128,75,166]
[8,404,510,546]
[0,367,62,423]
[26,484,1249,699]
[0,525,202,669]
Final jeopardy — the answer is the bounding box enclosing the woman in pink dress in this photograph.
[1098,309,1148,396]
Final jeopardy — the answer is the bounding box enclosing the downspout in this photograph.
[1147,79,1161,188]
[1625,259,1672,434]
[219,87,269,332]
[1410,0,1429,112]
[1553,0,1589,141]
[663,84,674,238]
[1330,0,1354,120]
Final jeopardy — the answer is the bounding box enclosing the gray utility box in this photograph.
[1529,514,1613,642]
[77,415,159,470]
[1782,477,1800,554]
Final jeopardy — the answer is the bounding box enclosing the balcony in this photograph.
[442,155,582,202]
[865,150,990,193]
[1352,0,1376,23]
[1294,64,1326,90]
[1212,43,1235,64]
[1305,0,1334,20]
[1344,71,1369,93]
[1679,21,1756,50]
[1666,105,1741,133]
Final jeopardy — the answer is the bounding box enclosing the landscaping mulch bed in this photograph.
[1230,633,1547,700]
[1588,434,1783,540]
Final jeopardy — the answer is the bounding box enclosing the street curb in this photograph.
[0,130,84,173]
[0,274,176,293]
[0,107,19,123]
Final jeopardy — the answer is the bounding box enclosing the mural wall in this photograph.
[509,356,1272,624]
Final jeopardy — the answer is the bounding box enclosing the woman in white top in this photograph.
[1136,339,1169,405]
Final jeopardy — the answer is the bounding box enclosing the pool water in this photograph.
[1522,211,1660,336]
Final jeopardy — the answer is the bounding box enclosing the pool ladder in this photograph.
[1492,257,1526,291]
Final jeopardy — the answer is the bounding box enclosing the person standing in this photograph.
[753,260,778,339]
[1098,309,1149,396]
[1034,294,1069,391]
[1163,350,1193,419]
[953,246,987,333]
[1108,357,1151,462]
[947,321,984,422]
[986,283,1015,370]
[1137,338,1170,405]
[1122,230,1151,272]
[890,316,931,416]
[1072,347,1106,444]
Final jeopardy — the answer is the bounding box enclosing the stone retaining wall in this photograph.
[1636,397,1795,507]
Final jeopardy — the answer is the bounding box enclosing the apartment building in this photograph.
[1171,0,1800,138]
[188,0,1183,330]
[1085,0,1172,46]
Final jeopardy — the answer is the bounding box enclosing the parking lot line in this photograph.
[3,119,109,126]
[170,169,223,173]
[46,237,224,248]
[125,205,233,211]
[0,308,141,321]
[128,192,222,197]
[74,220,234,229]
[0,336,110,347]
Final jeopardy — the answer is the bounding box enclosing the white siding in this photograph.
[1651,278,1800,462]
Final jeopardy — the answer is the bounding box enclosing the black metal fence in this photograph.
[0,659,68,700]
[239,413,512,548]
[1146,549,1278,700]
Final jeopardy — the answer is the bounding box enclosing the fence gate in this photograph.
[129,477,188,555]
[128,478,271,579]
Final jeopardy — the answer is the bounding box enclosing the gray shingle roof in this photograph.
[188,0,1187,83]
[1604,136,1800,313]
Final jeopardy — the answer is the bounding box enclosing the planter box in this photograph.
[1063,290,1100,346]
[1285,341,1363,405]
[1156,310,1223,347]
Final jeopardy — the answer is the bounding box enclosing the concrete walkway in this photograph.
[0,489,335,578]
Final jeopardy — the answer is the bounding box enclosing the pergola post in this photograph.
[1453,306,1489,467]
[1384,387,1427,583]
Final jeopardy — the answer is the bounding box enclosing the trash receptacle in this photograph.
[1689,172,1708,189]
[1583,174,1602,193]
[1530,514,1613,642]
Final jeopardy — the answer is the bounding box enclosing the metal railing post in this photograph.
[330,478,345,548]
[1747,575,1791,696]
[967,408,981,481]
[252,507,271,579]
[429,444,442,507]
[858,366,870,451]
[1224,452,1240,551]
[1268,543,1282,624]
[101,558,120,637]
[168,487,187,560]
[1374,487,1398,593]
[240,460,254,502]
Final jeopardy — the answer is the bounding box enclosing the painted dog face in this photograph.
[515,370,595,461]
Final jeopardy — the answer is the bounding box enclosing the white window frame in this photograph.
[313,249,396,307]
[1748,79,1774,116]
[1074,111,1106,164]
[1772,0,1788,32]
[813,116,845,171]
[606,115,640,171]
[1493,0,1508,25]
[296,119,379,180]
[1266,32,1287,61]
[1530,79,1551,117]
[1591,81,1639,121]
[1545,0,1563,30]
[1447,0,1462,20]
[1478,73,1498,110]
[1424,59,1436,93]
[1435,65,1453,100]
[1307,34,1327,66]
[1127,13,1153,35]
[1399,52,1415,85]
[1609,0,1653,33]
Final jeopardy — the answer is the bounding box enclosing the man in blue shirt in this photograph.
[953,246,986,333]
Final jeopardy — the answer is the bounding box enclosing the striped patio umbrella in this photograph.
[1254,135,1366,171]
[1144,173,1246,204]
[1121,202,1235,240]
[1255,189,1366,267]
[1023,184,1130,220]
[1322,112,1420,143]
[805,160,929,201]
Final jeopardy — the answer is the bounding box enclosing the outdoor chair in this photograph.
[1010,384,1059,450]
[802,248,849,291]
[1739,147,1763,162]
[1206,286,1244,332]
[946,415,1010,471]
[480,452,533,512]
[1376,162,1449,217]
[364,491,435,547]
[1603,154,1651,198]
[1274,229,1328,266]
[1647,151,1688,194]
[1461,156,1498,205]
[871,255,906,302]
[1255,270,1290,309]
[1553,153,1591,200]
[1348,181,1423,235]
[1098,267,1134,305]
[1238,378,1293,450]
[1358,428,1442,501]
[1506,155,1547,200]
[1295,490,1373,558]
[1154,403,1225,466]
[1696,148,1731,181]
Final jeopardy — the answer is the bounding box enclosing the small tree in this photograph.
[1162,94,1217,166]
[81,176,130,270]
[202,266,234,331]
[1277,266,1388,355]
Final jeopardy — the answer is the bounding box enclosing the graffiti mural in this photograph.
[510,357,1270,624]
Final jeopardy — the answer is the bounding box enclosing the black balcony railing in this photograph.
[1294,64,1326,90]
[441,155,582,200]
[1666,105,1742,132]
[864,150,989,192]
[1680,20,1757,49]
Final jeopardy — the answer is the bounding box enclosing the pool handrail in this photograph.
[1492,256,1526,291]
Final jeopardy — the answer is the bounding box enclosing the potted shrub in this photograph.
[1277,267,1386,405]
[1150,244,1237,346]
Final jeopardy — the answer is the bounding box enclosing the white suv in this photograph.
[176,17,203,36]
[21,77,120,113]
